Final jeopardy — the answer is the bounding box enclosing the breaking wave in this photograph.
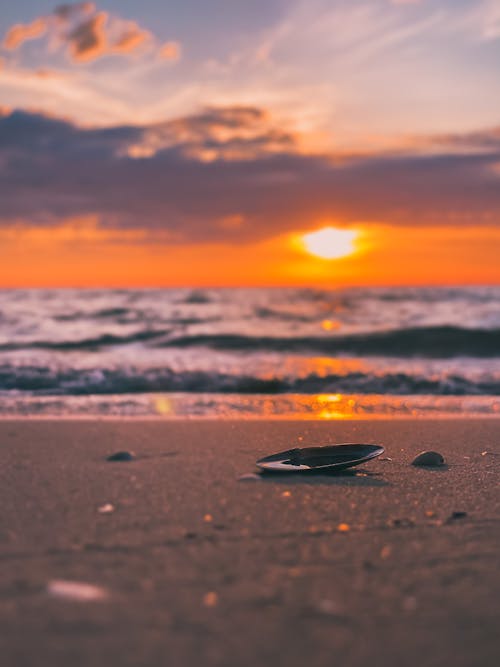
[1,326,499,357]
[1,364,498,395]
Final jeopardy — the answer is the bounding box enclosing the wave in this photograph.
[159,326,500,358]
[253,307,315,323]
[0,329,169,351]
[181,290,213,304]
[53,310,215,325]
[1,325,499,357]
[1,364,499,395]
[54,307,131,321]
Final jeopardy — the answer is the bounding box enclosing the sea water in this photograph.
[0,287,499,417]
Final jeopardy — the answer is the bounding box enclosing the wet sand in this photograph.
[0,418,499,667]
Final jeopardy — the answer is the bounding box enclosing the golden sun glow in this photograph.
[301,227,358,260]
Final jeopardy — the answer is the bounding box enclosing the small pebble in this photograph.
[203,513,213,523]
[380,545,392,559]
[446,511,467,522]
[203,591,218,607]
[106,451,135,462]
[411,451,445,467]
[97,503,115,514]
[337,523,350,532]
[47,580,108,602]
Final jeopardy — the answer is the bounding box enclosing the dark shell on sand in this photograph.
[411,451,445,467]
[256,443,384,473]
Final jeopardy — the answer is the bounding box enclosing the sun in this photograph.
[301,226,358,260]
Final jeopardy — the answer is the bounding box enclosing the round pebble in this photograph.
[106,451,135,462]
[411,450,445,467]
[98,503,115,514]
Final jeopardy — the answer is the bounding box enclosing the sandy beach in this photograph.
[0,418,499,667]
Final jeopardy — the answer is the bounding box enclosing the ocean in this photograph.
[0,286,499,417]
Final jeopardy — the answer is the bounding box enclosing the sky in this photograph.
[0,0,499,286]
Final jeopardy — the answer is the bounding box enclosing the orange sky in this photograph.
[1,219,498,287]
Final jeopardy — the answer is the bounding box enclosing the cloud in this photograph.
[127,106,296,161]
[67,12,108,62]
[432,127,500,152]
[159,41,181,61]
[2,18,48,50]
[0,215,149,245]
[0,107,499,244]
[1,4,178,64]
[113,22,151,54]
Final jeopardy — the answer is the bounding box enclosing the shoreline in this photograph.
[1,418,499,667]
[1,391,499,421]
[1,413,500,421]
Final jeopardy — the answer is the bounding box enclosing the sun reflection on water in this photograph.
[150,391,419,419]
[309,393,417,419]
[313,393,356,420]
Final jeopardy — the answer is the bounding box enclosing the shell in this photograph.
[256,443,384,473]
